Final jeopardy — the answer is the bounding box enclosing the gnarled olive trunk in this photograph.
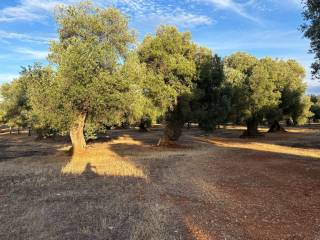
[241,116,261,138]
[70,112,87,154]
[158,95,188,146]
[158,121,184,146]
[268,120,286,133]
[139,117,151,132]
[139,123,149,132]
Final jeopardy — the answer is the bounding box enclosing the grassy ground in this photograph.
[0,125,320,240]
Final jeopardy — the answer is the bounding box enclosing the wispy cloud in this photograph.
[0,30,56,44]
[106,0,213,28]
[14,48,48,59]
[287,0,303,7]
[190,0,260,22]
[138,8,212,28]
[0,0,213,28]
[152,12,212,27]
[0,3,42,22]
[0,0,76,22]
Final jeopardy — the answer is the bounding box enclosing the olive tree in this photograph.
[225,53,280,137]
[266,59,312,131]
[192,47,231,131]
[138,25,197,144]
[0,75,32,135]
[43,2,141,153]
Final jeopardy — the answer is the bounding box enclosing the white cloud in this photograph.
[306,80,320,94]
[0,0,77,22]
[103,0,213,28]
[160,13,212,27]
[0,4,42,22]
[14,48,48,59]
[0,73,19,83]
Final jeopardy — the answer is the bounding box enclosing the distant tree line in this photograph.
[0,1,314,153]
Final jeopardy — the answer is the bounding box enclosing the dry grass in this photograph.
[62,143,146,178]
[1,125,320,239]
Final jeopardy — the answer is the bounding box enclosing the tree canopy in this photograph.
[192,47,231,131]
[0,73,31,133]
[138,25,198,144]
[0,1,314,149]
[39,2,152,152]
[302,0,320,79]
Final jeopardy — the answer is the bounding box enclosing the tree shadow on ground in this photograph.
[0,133,66,162]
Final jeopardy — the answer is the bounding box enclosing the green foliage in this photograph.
[302,0,320,79]
[23,64,65,135]
[113,52,169,125]
[310,94,320,104]
[266,59,311,125]
[138,25,198,139]
[138,25,197,108]
[309,94,320,121]
[292,95,313,125]
[47,2,137,132]
[0,73,32,130]
[192,47,231,131]
[225,53,280,125]
[311,103,320,121]
[225,53,311,129]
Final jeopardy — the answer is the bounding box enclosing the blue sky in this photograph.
[0,0,319,94]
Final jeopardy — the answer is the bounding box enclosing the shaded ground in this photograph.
[0,125,320,239]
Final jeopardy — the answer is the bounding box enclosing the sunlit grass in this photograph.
[62,142,146,178]
[198,137,320,159]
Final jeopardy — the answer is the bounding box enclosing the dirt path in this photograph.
[0,127,320,239]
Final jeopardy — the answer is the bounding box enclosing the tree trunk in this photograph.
[17,128,20,135]
[9,126,12,135]
[28,127,32,136]
[241,117,262,138]
[36,128,45,140]
[268,120,286,133]
[70,112,87,154]
[139,118,150,132]
[157,121,184,146]
[158,96,186,146]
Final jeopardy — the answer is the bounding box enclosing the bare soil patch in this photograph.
[0,125,320,239]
